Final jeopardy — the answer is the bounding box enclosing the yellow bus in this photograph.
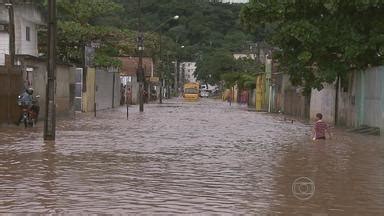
[183,82,200,101]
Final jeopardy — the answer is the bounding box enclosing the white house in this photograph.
[180,62,197,83]
[0,4,44,65]
[233,53,257,60]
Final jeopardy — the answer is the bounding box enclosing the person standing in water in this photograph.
[312,113,332,140]
[227,92,232,106]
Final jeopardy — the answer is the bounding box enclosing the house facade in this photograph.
[0,4,79,124]
[0,4,44,65]
[119,57,155,104]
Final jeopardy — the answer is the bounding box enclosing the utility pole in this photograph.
[5,0,15,125]
[159,32,163,104]
[153,15,179,103]
[174,60,178,96]
[265,54,272,112]
[44,0,57,140]
[6,0,15,65]
[137,0,144,112]
[166,53,171,99]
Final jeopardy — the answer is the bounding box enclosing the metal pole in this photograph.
[126,90,129,119]
[159,32,163,104]
[94,70,96,117]
[174,60,178,96]
[138,0,144,112]
[268,84,272,113]
[335,75,340,124]
[166,53,171,99]
[44,0,57,140]
[6,0,15,125]
[7,0,15,66]
[112,72,115,108]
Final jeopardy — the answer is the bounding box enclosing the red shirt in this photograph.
[315,120,328,139]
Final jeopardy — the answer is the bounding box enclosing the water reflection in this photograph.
[272,134,384,215]
[38,141,57,211]
[0,99,383,214]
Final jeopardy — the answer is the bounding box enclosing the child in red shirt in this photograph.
[312,113,332,140]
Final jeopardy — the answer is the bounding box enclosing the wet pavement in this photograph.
[1,98,383,215]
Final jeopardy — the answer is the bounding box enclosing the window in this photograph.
[26,26,30,41]
[184,88,199,94]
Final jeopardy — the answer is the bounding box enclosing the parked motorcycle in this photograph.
[17,95,40,128]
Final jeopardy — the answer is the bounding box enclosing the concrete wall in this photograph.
[310,83,336,124]
[338,73,359,127]
[284,88,308,119]
[82,67,121,112]
[309,67,384,132]
[21,59,75,119]
[359,67,384,131]
[281,74,309,119]
[95,68,120,110]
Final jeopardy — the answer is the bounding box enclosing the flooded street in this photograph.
[1,99,383,215]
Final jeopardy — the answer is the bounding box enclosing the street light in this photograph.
[153,15,179,104]
[173,45,185,96]
[136,4,179,107]
[148,15,179,35]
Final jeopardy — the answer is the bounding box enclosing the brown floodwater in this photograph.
[1,99,383,215]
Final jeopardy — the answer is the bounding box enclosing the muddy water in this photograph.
[1,99,383,215]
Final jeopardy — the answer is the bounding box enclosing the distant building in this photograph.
[0,4,44,65]
[180,62,197,83]
[234,42,273,64]
[119,57,154,78]
[119,56,155,104]
[233,53,256,60]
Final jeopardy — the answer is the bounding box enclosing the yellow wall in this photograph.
[222,89,231,101]
[233,85,238,103]
[256,74,266,111]
[82,68,96,112]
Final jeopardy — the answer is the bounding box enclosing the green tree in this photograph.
[241,0,384,93]
[56,0,125,66]
[195,49,262,87]
[115,0,255,58]
[195,50,236,85]
[36,0,257,76]
[220,57,262,89]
